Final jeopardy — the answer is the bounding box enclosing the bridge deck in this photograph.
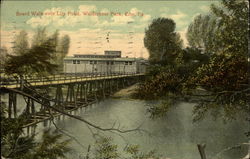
[1,73,144,89]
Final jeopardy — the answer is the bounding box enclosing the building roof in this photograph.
[64,57,137,62]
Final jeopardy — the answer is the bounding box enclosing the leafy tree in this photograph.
[12,30,29,55]
[210,0,248,56]
[1,103,70,159]
[144,18,183,65]
[56,35,70,71]
[137,0,249,122]
[186,14,219,54]
[4,36,58,76]
[59,35,70,56]
[32,27,48,47]
[185,0,249,121]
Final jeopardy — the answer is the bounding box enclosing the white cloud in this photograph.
[169,10,187,21]
[161,10,189,30]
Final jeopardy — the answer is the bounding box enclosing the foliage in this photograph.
[186,54,249,121]
[56,35,70,71]
[134,67,183,99]
[125,144,159,159]
[32,27,48,47]
[185,0,249,122]
[1,103,71,159]
[138,0,249,122]
[94,136,119,159]
[144,18,183,65]
[4,36,58,76]
[147,98,177,119]
[186,14,219,54]
[13,30,29,55]
[210,0,248,56]
[26,129,71,159]
[92,136,160,159]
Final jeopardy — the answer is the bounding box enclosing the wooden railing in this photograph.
[0,73,144,88]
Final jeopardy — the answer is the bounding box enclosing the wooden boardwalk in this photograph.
[1,73,144,130]
[0,73,144,89]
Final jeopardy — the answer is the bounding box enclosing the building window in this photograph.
[107,61,109,65]
[129,61,132,65]
[73,60,76,64]
[77,60,80,64]
[110,61,114,65]
[90,61,97,64]
[125,61,128,65]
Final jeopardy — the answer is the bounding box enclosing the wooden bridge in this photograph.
[0,73,144,132]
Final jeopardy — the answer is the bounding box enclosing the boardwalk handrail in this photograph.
[0,73,145,89]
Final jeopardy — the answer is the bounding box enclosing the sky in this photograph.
[0,0,220,58]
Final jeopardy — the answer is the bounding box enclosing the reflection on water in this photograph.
[1,94,249,159]
[55,99,249,159]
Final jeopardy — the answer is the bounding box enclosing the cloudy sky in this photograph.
[1,1,219,58]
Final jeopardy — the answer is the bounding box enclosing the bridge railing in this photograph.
[0,72,144,88]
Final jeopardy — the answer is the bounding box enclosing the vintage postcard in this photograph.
[0,0,249,159]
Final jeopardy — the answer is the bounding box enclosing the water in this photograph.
[2,94,249,159]
[54,99,249,159]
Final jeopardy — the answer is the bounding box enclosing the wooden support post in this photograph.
[197,144,207,159]
[122,78,125,88]
[109,79,112,93]
[116,79,119,90]
[55,85,64,108]
[94,81,97,101]
[102,80,106,98]
[84,82,88,103]
[76,84,80,101]
[8,92,17,118]
[31,99,35,115]
[80,84,84,100]
[13,93,17,118]
[26,98,31,115]
[66,84,75,103]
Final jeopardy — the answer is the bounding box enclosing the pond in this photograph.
[53,98,249,159]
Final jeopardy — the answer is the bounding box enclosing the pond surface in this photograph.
[2,94,249,159]
[54,98,249,159]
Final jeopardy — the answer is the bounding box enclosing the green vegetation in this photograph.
[144,17,183,66]
[3,27,70,76]
[91,136,159,159]
[136,0,249,122]
[0,103,71,159]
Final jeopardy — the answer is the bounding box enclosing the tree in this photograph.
[185,0,249,121]
[56,35,70,71]
[32,27,48,47]
[59,35,70,56]
[1,103,70,159]
[144,18,183,65]
[4,35,58,76]
[186,14,219,54]
[210,0,248,56]
[137,0,249,122]
[12,30,29,55]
